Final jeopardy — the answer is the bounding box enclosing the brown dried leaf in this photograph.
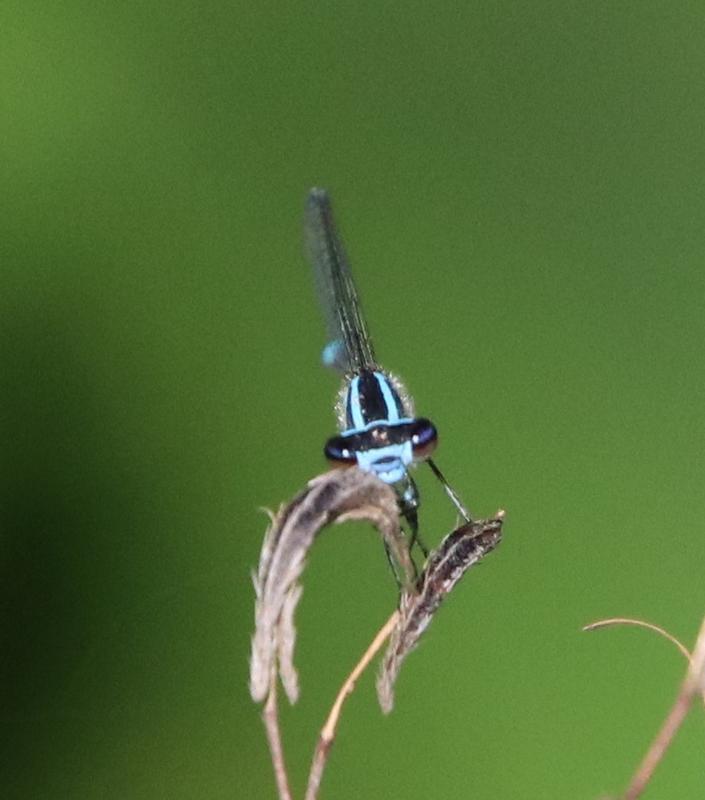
[376,513,504,713]
[250,468,410,704]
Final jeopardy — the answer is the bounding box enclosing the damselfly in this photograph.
[304,188,471,555]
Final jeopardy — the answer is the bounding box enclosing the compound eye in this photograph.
[324,436,356,464]
[410,418,438,458]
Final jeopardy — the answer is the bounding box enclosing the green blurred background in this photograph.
[3,3,705,798]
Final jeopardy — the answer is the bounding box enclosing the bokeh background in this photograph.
[3,3,705,798]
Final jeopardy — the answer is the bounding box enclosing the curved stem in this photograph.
[623,614,705,799]
[583,617,692,661]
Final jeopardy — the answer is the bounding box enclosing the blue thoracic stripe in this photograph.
[377,374,401,423]
[345,369,405,431]
[347,375,362,428]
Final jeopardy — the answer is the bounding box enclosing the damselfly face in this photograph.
[323,368,438,483]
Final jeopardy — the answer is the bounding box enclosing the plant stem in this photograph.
[262,674,293,800]
[623,614,705,799]
[304,611,399,800]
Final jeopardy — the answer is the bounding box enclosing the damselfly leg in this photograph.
[427,458,473,523]
[398,472,428,560]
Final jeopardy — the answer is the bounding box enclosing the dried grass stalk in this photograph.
[377,512,504,713]
[585,612,705,799]
[250,468,410,704]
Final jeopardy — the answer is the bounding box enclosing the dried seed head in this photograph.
[250,468,408,704]
[377,513,504,713]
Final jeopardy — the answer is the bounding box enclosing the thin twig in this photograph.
[583,618,692,661]
[584,616,705,708]
[621,614,705,800]
[262,674,293,800]
[622,681,692,800]
[304,611,400,800]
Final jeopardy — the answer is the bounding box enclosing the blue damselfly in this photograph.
[304,188,471,553]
